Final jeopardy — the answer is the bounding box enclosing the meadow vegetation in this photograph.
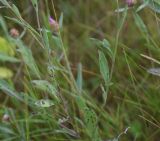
[0,0,160,140]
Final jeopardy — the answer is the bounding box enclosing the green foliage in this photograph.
[0,80,23,101]
[147,0,160,13]
[0,0,160,141]
[31,0,38,12]
[15,40,40,78]
[35,99,54,108]
[98,50,109,85]
[0,67,13,78]
[31,80,59,102]
[0,37,15,56]
[0,37,17,78]
[76,96,101,140]
[76,63,83,93]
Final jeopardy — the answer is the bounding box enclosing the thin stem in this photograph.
[110,6,128,81]
[51,0,78,92]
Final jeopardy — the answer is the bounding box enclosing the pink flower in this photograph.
[10,28,19,38]
[125,0,137,7]
[49,17,59,32]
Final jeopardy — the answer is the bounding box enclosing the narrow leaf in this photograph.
[76,63,83,93]
[35,99,54,108]
[98,50,109,84]
[15,40,40,78]
[31,80,59,102]
[0,53,20,62]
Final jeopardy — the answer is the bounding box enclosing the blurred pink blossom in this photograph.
[49,17,59,32]
[125,0,137,7]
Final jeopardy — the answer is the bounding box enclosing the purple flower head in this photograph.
[49,17,57,25]
[49,16,59,32]
[125,0,136,7]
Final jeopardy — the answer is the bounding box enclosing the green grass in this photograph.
[0,0,160,140]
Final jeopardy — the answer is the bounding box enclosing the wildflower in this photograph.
[2,114,10,122]
[10,28,19,38]
[49,16,59,32]
[125,0,137,7]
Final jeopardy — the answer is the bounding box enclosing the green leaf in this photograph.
[76,96,86,110]
[59,12,63,29]
[0,37,15,56]
[5,16,24,26]
[15,40,40,78]
[90,38,113,58]
[133,13,148,36]
[98,50,109,84]
[84,108,99,139]
[31,0,38,12]
[84,108,97,129]
[35,99,54,108]
[31,80,59,102]
[76,96,101,140]
[115,7,129,13]
[42,28,50,52]
[148,0,160,13]
[0,53,20,62]
[101,85,108,106]
[76,63,83,93]
[0,16,8,36]
[0,126,16,135]
[52,35,62,48]
[0,80,23,101]
[102,39,113,57]
[12,4,21,18]
[136,1,149,12]
[0,0,10,7]
[0,67,13,79]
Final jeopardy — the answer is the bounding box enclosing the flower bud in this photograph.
[2,114,10,122]
[125,0,137,7]
[49,17,59,32]
[10,28,19,38]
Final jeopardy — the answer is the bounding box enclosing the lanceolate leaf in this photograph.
[35,99,54,108]
[98,50,109,84]
[0,0,10,8]
[12,4,21,18]
[31,0,38,12]
[31,80,59,102]
[0,80,23,101]
[59,12,64,30]
[133,13,148,36]
[0,53,20,62]
[76,96,101,140]
[42,28,50,52]
[90,38,113,58]
[0,16,8,36]
[76,63,83,93]
[15,40,40,78]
